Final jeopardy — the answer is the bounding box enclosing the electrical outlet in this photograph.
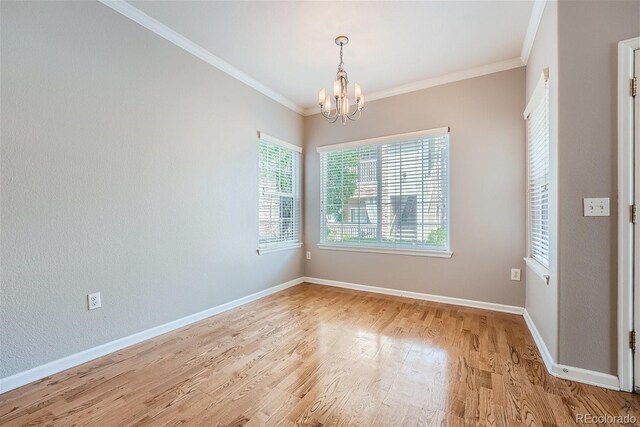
[88,292,101,310]
[306,251,311,260]
[510,268,521,281]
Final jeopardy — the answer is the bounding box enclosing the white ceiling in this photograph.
[125,1,537,113]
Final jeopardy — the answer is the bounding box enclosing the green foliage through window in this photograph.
[325,150,360,222]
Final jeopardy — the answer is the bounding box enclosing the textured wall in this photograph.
[6,0,632,383]
[0,1,303,378]
[556,0,640,374]
[524,0,559,361]
[304,68,527,307]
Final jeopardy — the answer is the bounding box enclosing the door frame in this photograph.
[618,36,639,393]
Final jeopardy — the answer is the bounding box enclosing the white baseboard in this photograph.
[1,277,621,394]
[551,364,620,390]
[302,277,524,315]
[0,277,304,394]
[305,279,620,391]
[523,309,620,391]
[523,309,555,373]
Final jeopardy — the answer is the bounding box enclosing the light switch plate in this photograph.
[583,198,610,217]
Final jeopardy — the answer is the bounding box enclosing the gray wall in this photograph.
[304,68,527,307]
[524,0,559,361]
[0,1,303,378]
[556,0,640,374]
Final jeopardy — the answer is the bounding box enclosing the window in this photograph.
[258,132,301,253]
[525,71,550,267]
[318,128,450,256]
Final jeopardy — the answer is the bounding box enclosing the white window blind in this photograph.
[319,128,450,253]
[525,72,550,267]
[258,133,301,251]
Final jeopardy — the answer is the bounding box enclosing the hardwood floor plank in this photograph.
[1,283,638,426]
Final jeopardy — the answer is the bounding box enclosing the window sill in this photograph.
[257,243,302,255]
[318,244,452,258]
[523,257,550,284]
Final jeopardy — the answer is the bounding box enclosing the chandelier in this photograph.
[318,36,364,124]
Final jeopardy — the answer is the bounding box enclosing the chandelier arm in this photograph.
[347,105,362,118]
[324,112,340,123]
[321,107,338,120]
[346,108,363,122]
[321,109,340,122]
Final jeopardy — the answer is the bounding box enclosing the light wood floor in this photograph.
[1,283,639,426]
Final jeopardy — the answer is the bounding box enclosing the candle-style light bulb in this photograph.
[358,93,365,109]
[324,96,331,112]
[354,83,362,101]
[333,80,341,98]
[318,88,325,106]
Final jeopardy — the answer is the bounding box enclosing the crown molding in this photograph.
[98,0,305,115]
[100,0,534,118]
[303,57,525,116]
[520,0,547,64]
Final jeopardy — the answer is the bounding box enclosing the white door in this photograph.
[635,48,640,393]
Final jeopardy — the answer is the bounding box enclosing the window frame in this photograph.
[524,70,551,273]
[257,132,302,255]
[316,127,452,258]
